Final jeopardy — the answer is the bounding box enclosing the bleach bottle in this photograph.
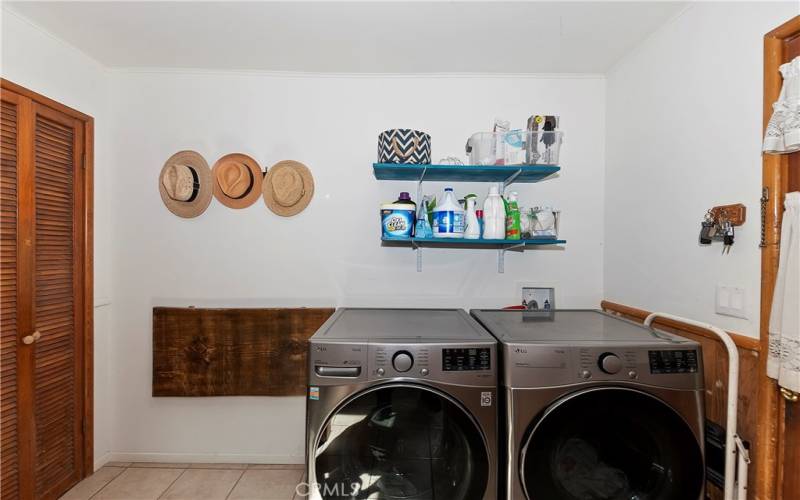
[432,188,465,238]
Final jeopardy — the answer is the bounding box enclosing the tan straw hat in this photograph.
[159,150,213,218]
[262,160,314,217]
[212,153,263,209]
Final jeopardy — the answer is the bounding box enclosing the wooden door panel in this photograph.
[32,104,83,499]
[1,90,21,500]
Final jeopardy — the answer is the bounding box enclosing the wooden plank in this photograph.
[601,300,760,497]
[153,307,335,397]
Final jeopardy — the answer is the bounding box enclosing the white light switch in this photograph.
[715,285,747,319]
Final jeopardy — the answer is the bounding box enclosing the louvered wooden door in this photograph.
[1,81,93,500]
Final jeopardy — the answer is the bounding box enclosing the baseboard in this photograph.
[94,452,113,471]
[104,451,304,465]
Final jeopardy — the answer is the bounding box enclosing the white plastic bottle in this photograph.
[483,184,506,239]
[464,197,480,239]
[432,187,465,238]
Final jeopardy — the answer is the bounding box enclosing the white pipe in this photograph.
[735,435,750,500]
[644,312,740,500]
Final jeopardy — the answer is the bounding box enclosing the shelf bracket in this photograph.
[503,168,523,188]
[412,240,422,272]
[498,243,525,273]
[416,165,428,203]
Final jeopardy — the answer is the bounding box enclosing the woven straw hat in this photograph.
[212,153,263,209]
[262,160,314,217]
[159,151,213,218]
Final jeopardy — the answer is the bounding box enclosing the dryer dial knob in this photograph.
[393,351,414,373]
[599,353,623,374]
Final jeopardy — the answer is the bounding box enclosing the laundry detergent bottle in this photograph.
[483,184,506,239]
[505,191,521,240]
[433,187,465,238]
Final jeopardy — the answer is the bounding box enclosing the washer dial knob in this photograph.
[393,351,414,373]
[599,353,623,374]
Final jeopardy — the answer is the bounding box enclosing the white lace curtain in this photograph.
[768,192,800,393]
[764,56,800,154]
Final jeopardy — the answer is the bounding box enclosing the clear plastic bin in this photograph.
[465,130,563,166]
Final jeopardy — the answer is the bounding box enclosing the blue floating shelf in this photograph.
[382,236,566,246]
[373,163,559,183]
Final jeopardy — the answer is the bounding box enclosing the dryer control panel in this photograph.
[504,344,704,390]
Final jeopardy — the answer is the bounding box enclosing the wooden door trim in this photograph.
[1,78,95,488]
[758,15,800,500]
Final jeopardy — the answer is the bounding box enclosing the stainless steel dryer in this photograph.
[471,309,705,500]
[306,308,498,500]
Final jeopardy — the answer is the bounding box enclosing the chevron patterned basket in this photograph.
[377,129,431,164]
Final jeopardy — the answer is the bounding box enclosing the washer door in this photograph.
[521,387,704,500]
[313,384,489,500]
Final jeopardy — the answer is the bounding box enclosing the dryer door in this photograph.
[312,384,489,500]
[520,387,704,500]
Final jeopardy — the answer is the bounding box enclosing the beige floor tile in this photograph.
[59,467,125,500]
[160,469,243,500]
[228,469,304,500]
[129,462,190,469]
[188,463,248,469]
[247,464,304,470]
[104,462,132,468]
[93,468,183,500]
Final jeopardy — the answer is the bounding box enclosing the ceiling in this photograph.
[5,1,689,74]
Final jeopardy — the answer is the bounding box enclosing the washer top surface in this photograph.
[312,308,494,343]
[470,309,694,346]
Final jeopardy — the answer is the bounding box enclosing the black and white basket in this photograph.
[377,129,431,164]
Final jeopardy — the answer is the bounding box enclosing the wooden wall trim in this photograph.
[600,301,760,352]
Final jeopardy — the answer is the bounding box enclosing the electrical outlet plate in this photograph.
[518,282,556,311]
[715,285,747,319]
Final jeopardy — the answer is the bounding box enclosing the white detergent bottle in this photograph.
[433,187,465,238]
[464,197,481,239]
[483,184,506,239]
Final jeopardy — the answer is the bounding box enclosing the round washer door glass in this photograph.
[522,388,704,500]
[314,385,488,499]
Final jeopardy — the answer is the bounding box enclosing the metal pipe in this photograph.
[644,312,740,500]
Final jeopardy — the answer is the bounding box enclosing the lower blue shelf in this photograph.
[382,236,566,246]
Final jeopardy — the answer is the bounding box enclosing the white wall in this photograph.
[107,71,605,462]
[0,9,114,468]
[604,2,798,338]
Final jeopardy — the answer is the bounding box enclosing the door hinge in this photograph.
[759,187,769,248]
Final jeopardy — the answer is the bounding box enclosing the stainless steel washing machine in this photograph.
[471,309,705,500]
[306,308,498,500]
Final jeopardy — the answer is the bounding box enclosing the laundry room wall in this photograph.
[106,70,606,462]
[604,1,798,338]
[0,8,115,468]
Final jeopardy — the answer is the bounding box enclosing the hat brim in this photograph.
[159,150,213,218]
[262,160,314,217]
[212,153,264,209]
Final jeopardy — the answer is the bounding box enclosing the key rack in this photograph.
[374,163,566,272]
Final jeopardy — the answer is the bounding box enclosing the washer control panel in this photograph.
[442,348,491,372]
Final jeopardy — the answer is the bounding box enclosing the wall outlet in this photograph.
[715,285,747,319]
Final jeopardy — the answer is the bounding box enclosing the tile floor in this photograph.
[59,463,307,500]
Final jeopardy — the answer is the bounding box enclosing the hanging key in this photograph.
[700,220,714,245]
[723,224,735,254]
